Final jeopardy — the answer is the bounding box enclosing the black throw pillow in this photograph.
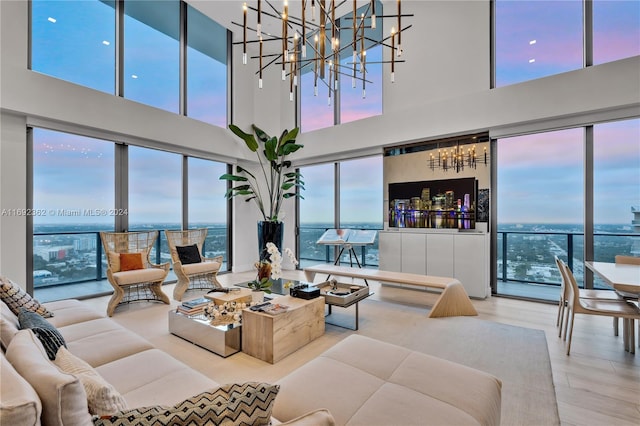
[176,244,202,265]
[18,307,67,360]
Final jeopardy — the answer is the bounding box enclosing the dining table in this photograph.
[584,261,640,353]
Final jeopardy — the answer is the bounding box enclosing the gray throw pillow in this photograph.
[18,308,67,360]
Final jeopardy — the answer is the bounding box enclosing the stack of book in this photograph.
[176,297,210,316]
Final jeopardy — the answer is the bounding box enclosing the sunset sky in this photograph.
[30,1,639,226]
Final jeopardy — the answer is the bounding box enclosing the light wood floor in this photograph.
[84,270,640,425]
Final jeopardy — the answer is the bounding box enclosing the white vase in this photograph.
[251,290,264,304]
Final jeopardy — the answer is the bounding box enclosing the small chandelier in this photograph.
[429,143,489,174]
[233,1,412,103]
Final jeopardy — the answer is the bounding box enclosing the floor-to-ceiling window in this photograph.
[593,0,640,64]
[593,119,640,286]
[495,0,583,87]
[186,4,227,126]
[497,128,584,300]
[299,1,383,132]
[496,120,640,300]
[298,163,335,265]
[187,157,228,269]
[31,0,116,94]
[495,0,640,88]
[128,146,182,266]
[298,156,383,267]
[338,156,383,266]
[31,130,232,301]
[31,0,230,127]
[32,128,115,301]
[124,0,180,113]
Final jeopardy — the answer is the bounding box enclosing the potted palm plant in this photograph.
[220,124,304,260]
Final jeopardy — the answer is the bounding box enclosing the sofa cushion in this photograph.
[0,300,19,350]
[119,253,144,271]
[181,260,221,275]
[5,329,92,426]
[274,335,502,426]
[176,244,202,265]
[0,275,53,317]
[274,356,385,424]
[0,351,42,426]
[58,318,154,367]
[44,299,104,328]
[112,268,166,286]
[93,383,278,426]
[19,308,68,360]
[54,347,127,416]
[96,349,218,408]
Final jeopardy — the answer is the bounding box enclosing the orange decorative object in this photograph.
[119,253,144,271]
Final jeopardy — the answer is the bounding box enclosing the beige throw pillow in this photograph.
[54,347,127,416]
[107,252,121,273]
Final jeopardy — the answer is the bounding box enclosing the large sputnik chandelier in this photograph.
[233,1,412,103]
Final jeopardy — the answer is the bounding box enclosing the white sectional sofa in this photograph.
[1,297,502,426]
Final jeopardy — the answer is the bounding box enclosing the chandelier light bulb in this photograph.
[243,52,247,65]
[259,78,263,89]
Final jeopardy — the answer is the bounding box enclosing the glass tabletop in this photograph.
[234,278,309,296]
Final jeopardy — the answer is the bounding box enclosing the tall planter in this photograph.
[258,221,283,261]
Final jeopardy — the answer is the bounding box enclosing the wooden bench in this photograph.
[304,264,478,318]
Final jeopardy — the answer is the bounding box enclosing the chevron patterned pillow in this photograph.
[93,382,279,426]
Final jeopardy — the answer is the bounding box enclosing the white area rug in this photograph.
[101,292,559,426]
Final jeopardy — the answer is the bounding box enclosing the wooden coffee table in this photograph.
[241,295,324,364]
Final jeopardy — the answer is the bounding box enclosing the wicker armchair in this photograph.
[100,231,170,316]
[165,228,224,301]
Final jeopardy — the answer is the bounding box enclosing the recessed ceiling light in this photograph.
[131,74,138,79]
[102,40,110,46]
[48,17,57,23]
[529,59,536,63]
[529,40,536,45]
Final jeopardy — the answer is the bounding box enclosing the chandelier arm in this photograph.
[253,53,283,76]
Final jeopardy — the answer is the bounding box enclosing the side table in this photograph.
[242,295,324,364]
[168,310,241,358]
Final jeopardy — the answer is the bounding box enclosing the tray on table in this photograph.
[313,281,370,307]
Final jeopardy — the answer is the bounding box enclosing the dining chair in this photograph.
[554,257,623,339]
[615,255,640,346]
[561,260,640,355]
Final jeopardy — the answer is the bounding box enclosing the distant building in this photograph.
[632,206,640,256]
[74,237,97,251]
[34,246,74,261]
